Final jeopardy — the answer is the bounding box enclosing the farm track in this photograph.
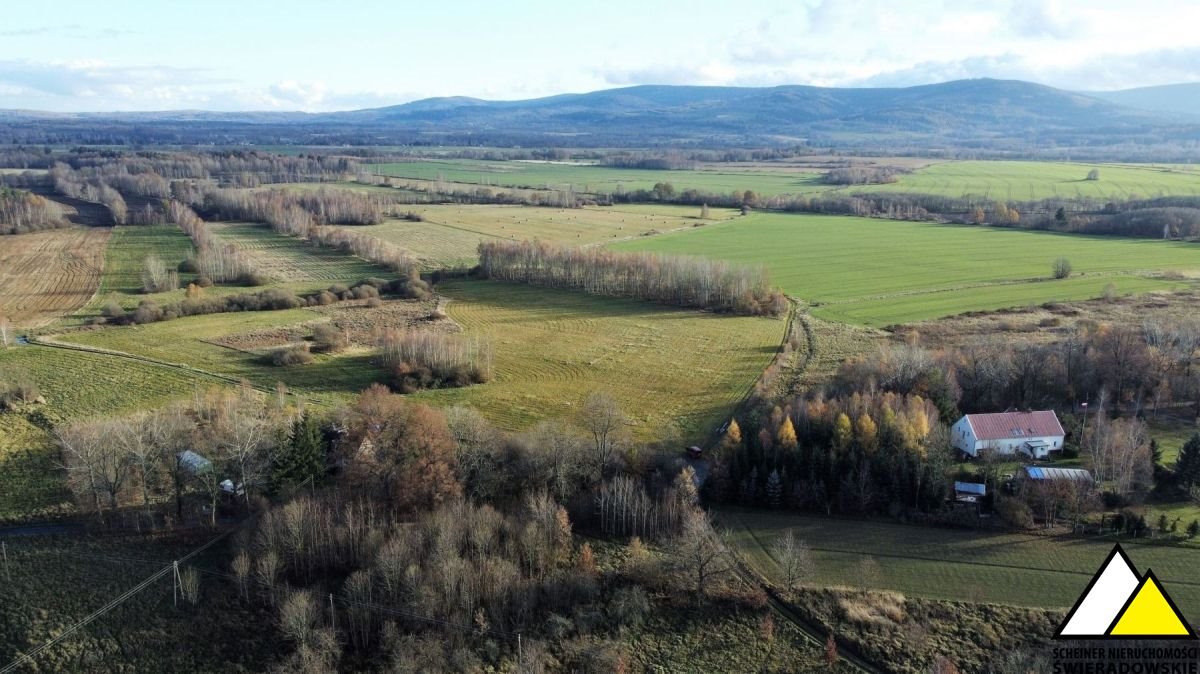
[724,537,884,674]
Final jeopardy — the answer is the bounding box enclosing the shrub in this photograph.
[270,343,314,366]
[365,297,383,309]
[101,300,126,320]
[1052,257,1072,279]
[376,329,491,392]
[311,324,349,353]
[995,496,1034,529]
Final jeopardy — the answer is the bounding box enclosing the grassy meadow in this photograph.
[55,308,380,408]
[342,203,737,269]
[409,280,785,441]
[613,212,1200,326]
[370,158,1200,202]
[208,221,387,282]
[718,507,1200,615]
[857,160,1200,201]
[0,345,222,522]
[370,159,832,197]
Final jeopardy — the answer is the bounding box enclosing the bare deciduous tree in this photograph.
[581,392,625,477]
[671,508,734,604]
[771,531,815,591]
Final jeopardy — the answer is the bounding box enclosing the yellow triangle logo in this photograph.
[1108,571,1196,638]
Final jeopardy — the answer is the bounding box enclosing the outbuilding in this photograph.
[951,411,1065,459]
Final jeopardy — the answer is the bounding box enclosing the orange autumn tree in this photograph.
[341,384,462,511]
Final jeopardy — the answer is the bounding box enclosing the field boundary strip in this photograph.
[721,511,1200,600]
[719,530,884,674]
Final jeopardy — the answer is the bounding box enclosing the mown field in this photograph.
[370,159,832,197]
[342,204,737,269]
[856,160,1200,201]
[410,280,785,441]
[0,228,110,329]
[208,222,386,282]
[54,308,379,409]
[718,508,1200,616]
[613,213,1200,326]
[0,345,221,522]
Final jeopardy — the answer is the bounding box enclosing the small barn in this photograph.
[951,411,1065,459]
[176,450,212,475]
[953,481,987,503]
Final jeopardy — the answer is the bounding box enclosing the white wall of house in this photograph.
[951,417,978,456]
[951,417,1063,458]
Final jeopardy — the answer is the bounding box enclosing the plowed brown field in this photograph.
[0,228,110,329]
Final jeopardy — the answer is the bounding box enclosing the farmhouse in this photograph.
[951,411,1065,459]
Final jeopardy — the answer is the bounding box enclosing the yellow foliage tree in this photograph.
[723,418,743,449]
[777,417,798,452]
[833,413,853,452]
[855,413,878,454]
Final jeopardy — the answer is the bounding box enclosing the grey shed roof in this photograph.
[954,481,987,496]
[177,450,212,474]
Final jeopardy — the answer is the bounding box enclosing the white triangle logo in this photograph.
[1057,546,1140,637]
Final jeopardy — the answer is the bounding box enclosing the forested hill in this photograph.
[3,78,1200,156]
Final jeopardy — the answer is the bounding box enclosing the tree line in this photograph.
[0,187,67,234]
[477,239,787,316]
[716,391,952,517]
[49,164,128,224]
[167,200,264,286]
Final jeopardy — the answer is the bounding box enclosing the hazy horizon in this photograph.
[2,0,1200,113]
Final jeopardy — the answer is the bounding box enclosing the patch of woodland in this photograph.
[477,239,787,316]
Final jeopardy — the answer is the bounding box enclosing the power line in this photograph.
[0,528,234,674]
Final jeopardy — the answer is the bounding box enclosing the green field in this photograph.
[613,212,1200,326]
[208,222,387,282]
[0,345,221,521]
[64,225,197,327]
[857,160,1200,201]
[370,158,1200,202]
[55,308,380,408]
[371,159,832,197]
[719,508,1200,615]
[410,280,784,440]
[343,203,737,269]
[820,275,1180,326]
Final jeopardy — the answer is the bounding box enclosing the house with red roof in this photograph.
[950,411,1066,459]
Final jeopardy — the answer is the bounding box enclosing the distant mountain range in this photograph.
[1086,83,1200,118]
[2,78,1199,155]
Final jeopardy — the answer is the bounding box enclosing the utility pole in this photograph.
[173,561,180,608]
[329,593,336,631]
[1080,401,1090,451]
[2,542,8,581]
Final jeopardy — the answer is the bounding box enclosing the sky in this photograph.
[1,0,1199,112]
